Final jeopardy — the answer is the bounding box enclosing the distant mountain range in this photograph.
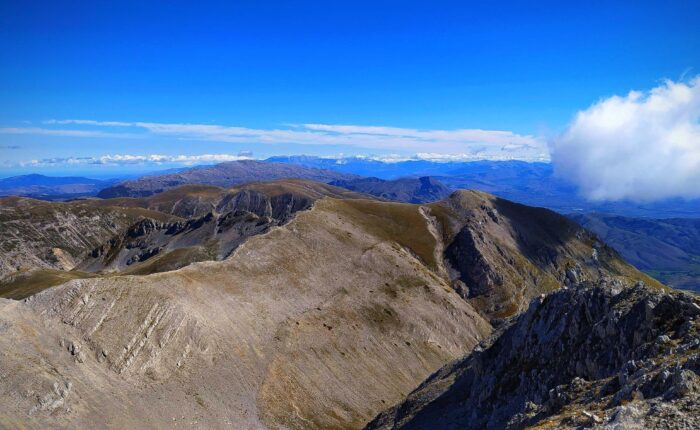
[96,160,357,198]
[329,176,451,204]
[0,174,117,200]
[5,158,700,219]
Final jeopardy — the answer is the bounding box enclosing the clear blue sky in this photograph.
[0,0,698,176]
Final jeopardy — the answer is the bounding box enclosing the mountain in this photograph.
[0,196,175,278]
[367,280,700,430]
[0,174,115,200]
[0,183,654,428]
[330,176,452,203]
[79,181,366,275]
[96,160,357,198]
[269,157,700,218]
[571,213,700,292]
[0,181,365,298]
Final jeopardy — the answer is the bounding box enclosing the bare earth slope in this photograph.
[0,198,491,429]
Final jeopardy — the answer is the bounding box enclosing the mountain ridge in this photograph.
[0,181,658,428]
[0,174,115,200]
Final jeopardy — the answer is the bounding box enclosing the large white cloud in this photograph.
[550,77,700,201]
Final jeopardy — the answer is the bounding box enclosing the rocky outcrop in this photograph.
[79,188,319,274]
[366,280,700,430]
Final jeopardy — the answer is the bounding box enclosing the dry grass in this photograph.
[123,246,215,276]
[323,199,440,269]
[0,269,96,299]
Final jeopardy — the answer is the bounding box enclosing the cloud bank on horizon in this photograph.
[550,76,700,202]
[0,121,549,166]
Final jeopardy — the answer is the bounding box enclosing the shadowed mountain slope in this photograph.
[571,213,700,292]
[96,160,357,198]
[436,190,660,322]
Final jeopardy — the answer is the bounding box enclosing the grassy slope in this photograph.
[0,269,97,300]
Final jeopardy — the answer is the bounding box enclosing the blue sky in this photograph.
[0,0,699,177]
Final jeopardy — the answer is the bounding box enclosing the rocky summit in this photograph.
[366,280,700,430]
[0,180,694,429]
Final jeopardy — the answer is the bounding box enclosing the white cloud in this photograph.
[21,153,252,167]
[353,152,549,163]
[0,119,549,161]
[301,123,538,146]
[0,127,135,138]
[549,77,700,201]
[44,119,134,127]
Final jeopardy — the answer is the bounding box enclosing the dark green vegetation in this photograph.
[572,213,700,292]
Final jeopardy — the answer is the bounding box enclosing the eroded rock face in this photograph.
[366,280,700,430]
[1,181,360,288]
[0,197,174,278]
[77,189,316,273]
